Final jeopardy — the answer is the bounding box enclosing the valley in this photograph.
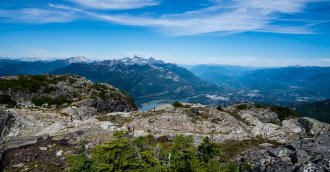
[1,56,330,124]
[1,56,330,109]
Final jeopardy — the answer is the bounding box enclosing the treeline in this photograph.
[66,131,249,172]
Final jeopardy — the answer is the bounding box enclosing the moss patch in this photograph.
[0,75,78,93]
[235,104,251,110]
[217,139,279,162]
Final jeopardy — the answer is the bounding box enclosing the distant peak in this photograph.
[120,56,165,65]
[133,55,143,59]
[147,57,164,63]
[66,56,92,63]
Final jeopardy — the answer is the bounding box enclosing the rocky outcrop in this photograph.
[2,103,306,150]
[236,131,330,172]
[0,75,136,112]
[0,109,14,140]
[298,117,330,135]
[73,98,134,113]
[0,75,139,171]
[123,104,304,143]
[0,76,136,141]
[0,99,329,172]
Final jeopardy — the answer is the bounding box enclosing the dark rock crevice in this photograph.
[0,110,14,140]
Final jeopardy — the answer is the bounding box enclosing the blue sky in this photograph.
[0,0,330,66]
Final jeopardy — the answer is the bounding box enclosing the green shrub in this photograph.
[98,90,107,100]
[216,106,223,111]
[271,105,298,121]
[172,101,184,108]
[170,135,196,171]
[28,75,49,82]
[90,84,110,92]
[66,154,92,172]
[127,96,137,109]
[89,83,119,100]
[121,91,138,109]
[43,86,56,94]
[0,75,57,93]
[0,75,78,93]
[0,94,17,107]
[0,77,44,93]
[66,131,242,172]
[31,96,72,106]
[254,104,267,108]
[91,131,154,171]
[172,102,191,108]
[198,137,221,162]
[235,104,250,110]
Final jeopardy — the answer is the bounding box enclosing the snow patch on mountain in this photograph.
[66,56,93,63]
[121,56,165,66]
[206,94,229,101]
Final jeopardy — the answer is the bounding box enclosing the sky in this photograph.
[0,0,330,66]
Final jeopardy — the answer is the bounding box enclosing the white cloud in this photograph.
[0,8,76,23]
[68,0,160,10]
[81,0,322,35]
[237,0,311,13]
[0,0,326,35]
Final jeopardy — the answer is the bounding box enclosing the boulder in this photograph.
[290,150,309,164]
[281,119,302,134]
[269,147,292,158]
[236,131,330,172]
[298,117,330,135]
[61,106,97,120]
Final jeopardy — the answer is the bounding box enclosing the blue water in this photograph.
[139,100,175,112]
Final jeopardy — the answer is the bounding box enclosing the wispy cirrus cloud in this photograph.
[80,0,321,35]
[0,0,328,35]
[67,0,160,10]
[0,8,77,24]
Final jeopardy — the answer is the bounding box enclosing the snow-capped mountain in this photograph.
[0,56,220,106]
[50,56,219,105]
[66,56,93,64]
[120,56,165,65]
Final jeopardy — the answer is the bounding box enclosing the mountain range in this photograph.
[1,56,330,111]
[0,57,91,76]
[0,56,219,106]
[50,56,219,105]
